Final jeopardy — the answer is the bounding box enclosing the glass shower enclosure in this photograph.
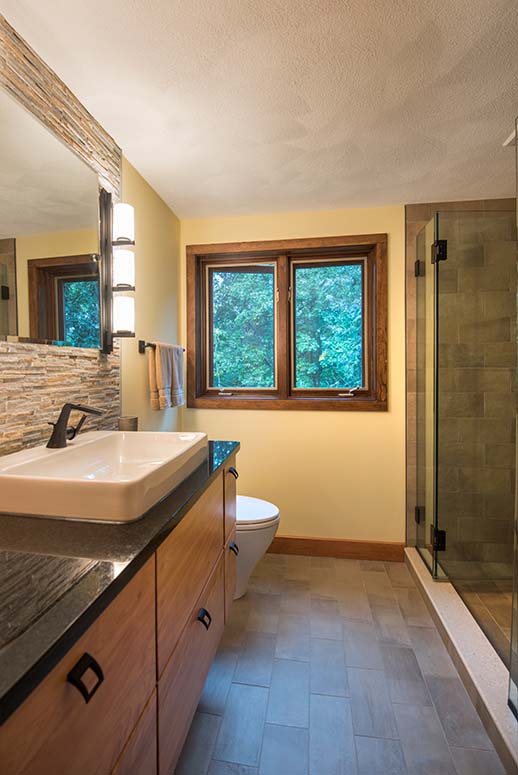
[415,208,517,707]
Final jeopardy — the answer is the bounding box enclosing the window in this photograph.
[28,254,100,348]
[60,277,100,348]
[209,264,276,389]
[187,234,387,410]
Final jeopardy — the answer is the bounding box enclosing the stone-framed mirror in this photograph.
[0,86,102,348]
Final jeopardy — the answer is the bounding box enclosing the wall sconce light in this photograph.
[113,202,135,244]
[113,247,136,288]
[100,191,136,353]
[113,294,135,333]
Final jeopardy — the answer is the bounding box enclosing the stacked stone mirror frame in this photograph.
[0,14,122,455]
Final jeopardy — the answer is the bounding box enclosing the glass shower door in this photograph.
[415,216,439,576]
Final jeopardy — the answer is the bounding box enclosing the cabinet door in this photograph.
[225,528,238,622]
[157,473,224,675]
[158,557,225,775]
[0,559,156,775]
[112,690,157,775]
[224,456,238,543]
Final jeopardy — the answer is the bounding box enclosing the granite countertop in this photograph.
[0,439,239,723]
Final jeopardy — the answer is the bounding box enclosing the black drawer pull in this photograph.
[228,466,239,479]
[229,542,240,556]
[197,608,212,630]
[67,652,104,704]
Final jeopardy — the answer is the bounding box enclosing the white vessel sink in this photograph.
[0,431,208,522]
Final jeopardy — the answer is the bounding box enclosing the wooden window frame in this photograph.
[28,254,99,341]
[187,234,388,411]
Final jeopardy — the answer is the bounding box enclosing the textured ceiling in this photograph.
[0,88,98,238]
[2,0,518,218]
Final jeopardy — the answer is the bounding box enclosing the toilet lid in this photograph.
[236,495,280,526]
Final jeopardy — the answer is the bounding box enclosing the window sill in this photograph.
[187,395,388,411]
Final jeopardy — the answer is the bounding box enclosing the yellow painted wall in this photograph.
[180,206,406,542]
[16,228,98,336]
[120,158,181,431]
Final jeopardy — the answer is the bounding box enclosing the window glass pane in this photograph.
[210,265,275,388]
[62,279,100,348]
[293,261,363,389]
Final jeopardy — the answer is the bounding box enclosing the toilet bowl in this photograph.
[234,495,280,599]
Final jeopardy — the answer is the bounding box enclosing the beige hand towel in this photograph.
[148,342,184,410]
[148,346,160,410]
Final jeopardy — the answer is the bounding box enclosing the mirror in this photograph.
[0,87,101,348]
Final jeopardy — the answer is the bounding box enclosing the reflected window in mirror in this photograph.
[27,254,100,347]
[61,277,100,348]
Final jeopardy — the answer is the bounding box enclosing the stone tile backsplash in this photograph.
[0,341,119,456]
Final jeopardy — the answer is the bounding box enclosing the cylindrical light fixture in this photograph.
[100,194,137,352]
[113,203,135,244]
[113,294,135,335]
[112,246,135,289]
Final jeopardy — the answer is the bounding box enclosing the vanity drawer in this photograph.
[225,528,238,622]
[224,456,238,543]
[157,473,224,674]
[0,558,156,775]
[112,690,157,775]
[158,556,225,774]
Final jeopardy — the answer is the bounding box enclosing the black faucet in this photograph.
[47,403,103,449]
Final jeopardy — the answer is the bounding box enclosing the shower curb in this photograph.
[405,547,518,775]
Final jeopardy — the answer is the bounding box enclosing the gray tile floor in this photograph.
[175,554,507,775]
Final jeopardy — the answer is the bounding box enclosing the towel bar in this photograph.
[138,340,185,354]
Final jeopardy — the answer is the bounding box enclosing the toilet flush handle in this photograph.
[229,467,239,479]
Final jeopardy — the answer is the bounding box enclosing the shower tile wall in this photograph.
[437,212,516,571]
[405,200,516,555]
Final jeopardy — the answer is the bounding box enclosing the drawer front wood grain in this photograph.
[112,690,157,775]
[224,456,237,543]
[225,528,238,623]
[157,473,224,675]
[0,559,156,775]
[158,557,225,775]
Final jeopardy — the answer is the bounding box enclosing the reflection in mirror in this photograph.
[0,87,101,348]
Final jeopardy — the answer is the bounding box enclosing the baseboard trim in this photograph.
[268,535,405,562]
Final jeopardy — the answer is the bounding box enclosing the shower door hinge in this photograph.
[431,239,447,264]
[415,505,424,525]
[414,260,425,277]
[430,525,446,552]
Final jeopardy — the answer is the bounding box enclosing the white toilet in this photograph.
[234,495,280,599]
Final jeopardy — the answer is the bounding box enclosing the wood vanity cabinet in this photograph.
[156,465,238,773]
[156,472,225,675]
[225,526,238,623]
[224,455,238,542]
[111,691,157,775]
[0,462,238,775]
[158,558,225,773]
[0,558,156,775]
[224,455,239,622]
